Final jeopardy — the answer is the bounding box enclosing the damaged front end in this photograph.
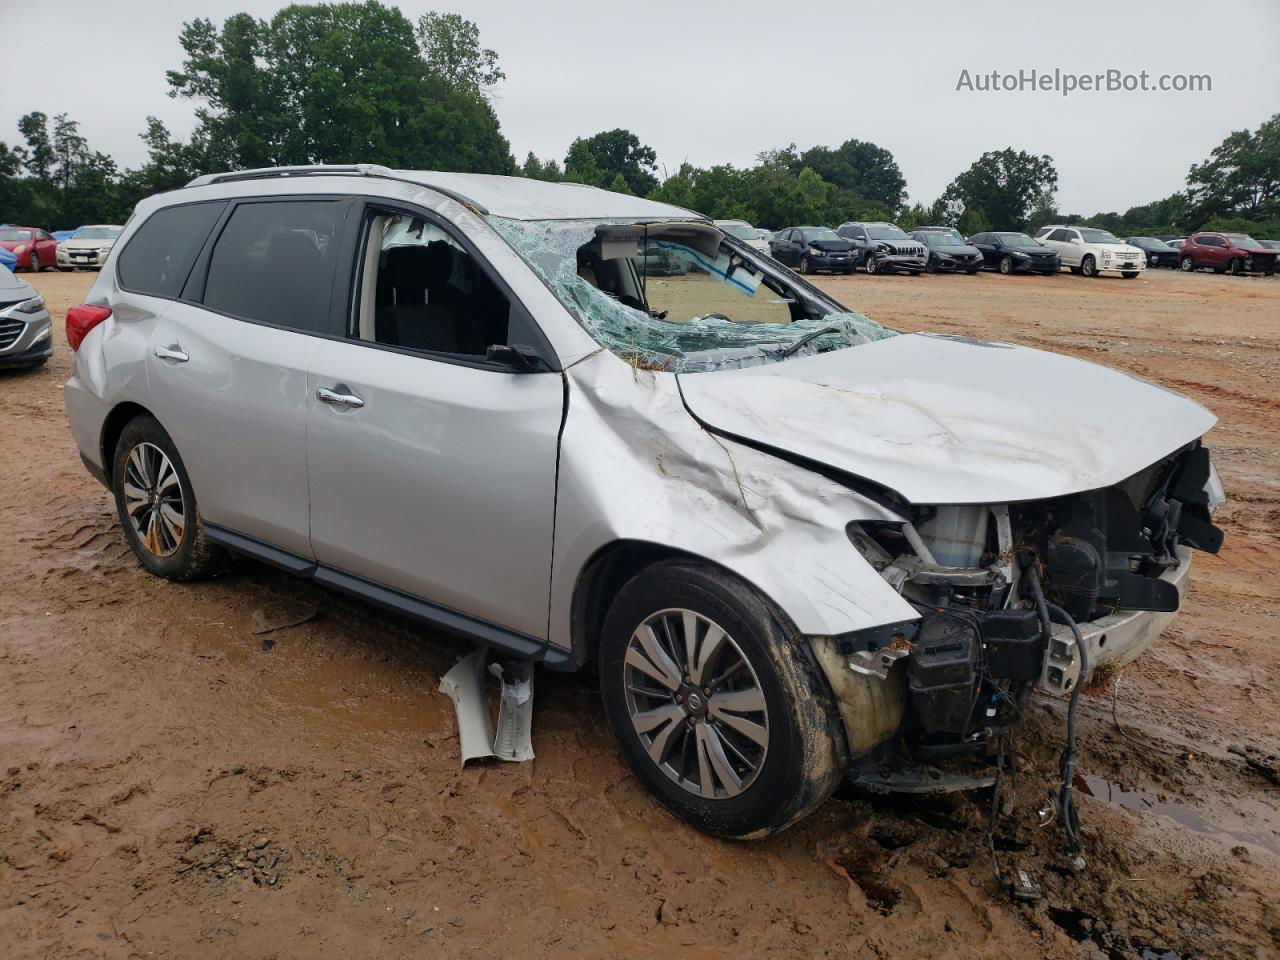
[831,443,1224,766]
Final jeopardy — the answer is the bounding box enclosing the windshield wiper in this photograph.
[775,325,843,359]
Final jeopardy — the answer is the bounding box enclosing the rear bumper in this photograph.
[1038,545,1192,696]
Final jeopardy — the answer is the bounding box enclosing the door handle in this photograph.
[154,344,189,362]
[317,386,365,409]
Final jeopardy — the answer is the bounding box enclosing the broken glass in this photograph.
[489,216,896,372]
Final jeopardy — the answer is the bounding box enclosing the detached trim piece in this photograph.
[205,523,573,668]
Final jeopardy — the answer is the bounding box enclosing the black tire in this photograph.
[998,255,1013,275]
[1122,271,1139,279]
[111,415,225,581]
[864,257,878,275]
[599,560,847,839]
[1180,256,1195,272]
[1081,255,1098,278]
[799,256,811,275]
[1226,257,1241,276]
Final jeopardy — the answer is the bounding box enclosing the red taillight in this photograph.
[66,304,112,352]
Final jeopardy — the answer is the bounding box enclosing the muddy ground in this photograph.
[2,267,1277,959]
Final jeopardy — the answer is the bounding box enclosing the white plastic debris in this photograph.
[437,649,535,766]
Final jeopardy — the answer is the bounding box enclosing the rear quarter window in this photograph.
[117,201,227,298]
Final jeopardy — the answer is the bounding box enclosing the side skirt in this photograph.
[204,524,574,669]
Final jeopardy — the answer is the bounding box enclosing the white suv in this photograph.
[1035,225,1145,278]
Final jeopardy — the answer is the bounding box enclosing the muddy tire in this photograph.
[111,415,225,581]
[599,560,847,839]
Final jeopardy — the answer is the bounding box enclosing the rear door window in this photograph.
[116,201,227,298]
[201,200,349,334]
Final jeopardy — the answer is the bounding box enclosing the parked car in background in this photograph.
[1179,232,1277,276]
[0,226,57,271]
[61,166,1227,839]
[913,225,966,243]
[0,247,16,272]
[57,224,125,271]
[1165,238,1186,252]
[53,229,78,243]
[1125,236,1181,269]
[910,230,983,273]
[636,239,691,277]
[1034,225,1145,278]
[768,226,857,273]
[714,220,770,254]
[1258,239,1280,254]
[836,222,927,275]
[0,263,53,368]
[969,232,1060,275]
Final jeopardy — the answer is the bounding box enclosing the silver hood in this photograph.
[676,332,1217,505]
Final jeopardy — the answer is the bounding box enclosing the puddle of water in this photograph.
[1075,773,1280,856]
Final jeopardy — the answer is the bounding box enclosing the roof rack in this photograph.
[184,164,489,215]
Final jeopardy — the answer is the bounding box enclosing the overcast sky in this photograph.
[4,0,1278,215]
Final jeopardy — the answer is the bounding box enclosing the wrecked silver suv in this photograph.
[64,166,1225,839]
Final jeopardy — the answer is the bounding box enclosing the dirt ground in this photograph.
[2,266,1278,959]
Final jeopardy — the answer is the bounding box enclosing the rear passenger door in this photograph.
[304,202,564,642]
[144,197,355,557]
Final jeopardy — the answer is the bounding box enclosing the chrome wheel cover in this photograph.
[623,608,769,800]
[122,442,185,558]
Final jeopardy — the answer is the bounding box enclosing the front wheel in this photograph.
[1226,257,1241,276]
[1180,256,1195,272]
[864,257,878,275]
[799,256,811,275]
[1081,255,1098,277]
[998,255,1013,275]
[112,415,226,581]
[599,560,847,838]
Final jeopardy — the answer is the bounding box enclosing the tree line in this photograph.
[1,1,1277,242]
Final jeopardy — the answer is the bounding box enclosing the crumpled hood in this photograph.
[806,239,854,252]
[677,332,1217,505]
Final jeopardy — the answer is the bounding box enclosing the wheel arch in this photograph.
[100,401,158,490]
[568,539,802,670]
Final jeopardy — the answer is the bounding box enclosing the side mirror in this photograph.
[486,343,545,371]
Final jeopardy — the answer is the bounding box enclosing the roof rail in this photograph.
[183,164,489,215]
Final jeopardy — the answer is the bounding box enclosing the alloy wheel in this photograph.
[622,608,769,800]
[122,442,186,558]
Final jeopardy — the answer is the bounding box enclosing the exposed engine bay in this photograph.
[842,442,1224,754]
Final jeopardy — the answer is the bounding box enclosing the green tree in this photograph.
[956,206,991,236]
[942,148,1058,231]
[415,11,504,97]
[1187,113,1280,223]
[794,139,907,214]
[167,3,513,173]
[520,152,563,182]
[606,173,632,195]
[649,163,698,210]
[565,129,657,196]
[16,112,54,182]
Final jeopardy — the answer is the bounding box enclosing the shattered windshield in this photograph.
[489,217,895,372]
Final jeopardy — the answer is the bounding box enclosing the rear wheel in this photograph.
[599,560,847,838]
[112,415,225,581]
[1081,255,1098,278]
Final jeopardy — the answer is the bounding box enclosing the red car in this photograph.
[0,226,57,271]
[1179,231,1277,276]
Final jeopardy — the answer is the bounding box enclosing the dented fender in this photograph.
[546,350,919,657]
